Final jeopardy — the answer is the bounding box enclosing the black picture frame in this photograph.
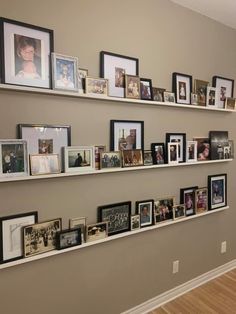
[166,133,186,163]
[136,199,154,228]
[208,174,227,210]
[212,76,234,108]
[0,211,38,263]
[97,201,131,236]
[180,186,198,216]
[172,72,192,105]
[151,142,166,164]
[140,78,153,101]
[209,131,229,160]
[0,17,54,89]
[56,228,81,250]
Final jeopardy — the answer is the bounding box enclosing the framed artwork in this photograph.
[206,87,217,108]
[64,146,95,172]
[172,72,192,105]
[209,131,228,160]
[154,197,175,223]
[191,93,198,105]
[69,217,86,243]
[30,154,60,175]
[167,143,179,164]
[125,74,140,99]
[186,140,197,162]
[56,228,81,250]
[195,188,208,214]
[0,211,38,263]
[51,53,78,92]
[78,68,88,93]
[23,218,62,257]
[228,140,234,158]
[193,137,210,161]
[143,150,153,166]
[130,215,140,231]
[0,17,53,88]
[163,91,175,103]
[122,149,143,167]
[194,79,209,106]
[212,76,234,108]
[140,78,153,100]
[166,133,186,162]
[86,222,108,243]
[223,146,230,159]
[100,51,139,98]
[85,76,108,96]
[136,199,154,228]
[0,140,28,177]
[180,186,198,216]
[208,174,227,210]
[152,87,166,102]
[225,97,236,110]
[151,143,165,165]
[110,120,144,151]
[100,151,121,169]
[173,204,186,220]
[94,145,106,170]
[97,201,131,236]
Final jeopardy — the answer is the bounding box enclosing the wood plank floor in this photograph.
[150,269,236,314]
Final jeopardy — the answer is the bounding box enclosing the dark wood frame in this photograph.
[212,76,234,98]
[172,72,192,105]
[125,74,140,99]
[56,228,81,250]
[140,78,153,101]
[180,186,198,216]
[166,133,186,163]
[208,174,227,210]
[136,199,154,228]
[151,142,166,164]
[152,87,166,102]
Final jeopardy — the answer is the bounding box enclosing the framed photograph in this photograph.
[151,143,165,165]
[122,149,143,167]
[224,146,230,159]
[140,78,153,100]
[86,222,108,243]
[228,140,234,158]
[0,140,28,177]
[130,215,140,231]
[125,74,140,99]
[97,201,131,236]
[69,217,86,243]
[172,72,192,105]
[64,146,95,173]
[85,76,108,96]
[186,140,197,162]
[166,133,186,163]
[209,131,228,160]
[94,145,106,170]
[110,120,144,151]
[208,174,227,210]
[173,204,186,220]
[167,143,179,164]
[191,93,198,105]
[0,211,38,263]
[225,97,236,110]
[152,87,166,102]
[163,91,175,103]
[56,228,81,250]
[0,17,53,88]
[51,53,78,92]
[143,150,153,166]
[195,188,208,214]
[180,186,198,216]
[23,218,62,257]
[193,137,210,161]
[78,68,88,93]
[212,76,234,108]
[100,51,139,98]
[136,200,154,228]
[194,79,209,106]
[100,151,121,169]
[206,87,217,108]
[30,154,60,175]
[154,197,175,223]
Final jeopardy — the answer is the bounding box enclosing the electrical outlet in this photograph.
[173,260,179,274]
[221,241,227,254]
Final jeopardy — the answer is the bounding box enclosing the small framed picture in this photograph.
[228,140,234,158]
[154,197,175,223]
[136,200,154,228]
[166,133,186,163]
[143,150,153,166]
[30,154,60,175]
[224,146,230,159]
[100,151,121,169]
[225,97,236,110]
[122,149,143,167]
[152,87,166,102]
[151,143,165,165]
[195,188,208,214]
[194,79,209,106]
[212,76,234,108]
[78,68,88,93]
[140,78,153,100]
[130,215,140,231]
[208,174,227,210]
[191,93,198,105]
[0,140,28,177]
[64,146,95,172]
[193,137,210,161]
[86,222,108,243]
[206,87,217,108]
[56,228,81,250]
[52,53,78,92]
[172,72,192,105]
[167,143,179,164]
[85,76,109,96]
[180,186,198,216]
[163,91,175,103]
[186,141,197,162]
[69,217,86,243]
[209,131,228,160]
[173,204,186,220]
[94,145,106,170]
[125,74,140,99]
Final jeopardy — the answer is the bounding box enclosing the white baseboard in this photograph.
[122,259,236,314]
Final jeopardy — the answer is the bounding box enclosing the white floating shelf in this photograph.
[0,83,235,112]
[0,159,233,183]
[0,206,229,270]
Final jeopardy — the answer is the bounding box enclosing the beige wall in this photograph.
[0,1,236,313]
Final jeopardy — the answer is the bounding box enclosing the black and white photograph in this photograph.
[78,68,88,93]
[186,140,197,162]
[69,217,86,243]
[194,79,209,106]
[143,150,153,166]
[209,131,229,160]
[212,76,234,108]
[64,146,95,172]
[130,215,140,231]
[122,149,143,167]
[180,186,198,216]
[125,74,140,99]
[154,197,175,223]
[166,133,186,162]
[151,143,165,165]
[152,87,166,102]
[172,72,192,104]
[56,228,81,250]
[206,87,217,107]
[100,152,121,169]
[86,222,108,242]
[173,204,186,220]
[30,154,60,175]
[208,174,227,210]
[191,93,198,105]
[193,137,210,161]
[136,200,154,228]
[167,143,179,164]
[163,91,175,103]
[140,78,153,100]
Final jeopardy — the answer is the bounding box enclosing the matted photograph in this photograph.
[0,211,38,263]
[56,228,81,250]
[193,137,210,161]
[151,143,165,165]
[110,120,144,151]
[172,72,192,105]
[78,68,88,93]
[23,218,62,257]
[140,78,153,100]
[186,140,197,162]
[122,149,143,167]
[209,131,228,160]
[225,97,236,110]
[166,133,186,163]
[180,186,198,216]
[173,204,186,220]
[100,51,139,98]
[152,87,166,102]
[86,222,108,243]
[212,76,234,108]
[85,76,108,96]
[136,200,154,228]
[195,188,208,214]
[208,174,227,210]
[64,146,95,172]
[167,143,179,164]
[154,197,175,223]
[97,201,131,236]
[143,150,153,166]
[191,93,198,105]
[0,17,53,88]
[125,74,140,99]
[164,91,175,103]
[194,79,209,106]
[0,140,28,177]
[94,145,106,170]
[30,154,60,175]
[206,87,217,108]
[130,215,140,231]
[100,151,121,169]
[69,217,86,243]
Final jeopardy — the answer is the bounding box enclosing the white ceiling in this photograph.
[171,0,236,30]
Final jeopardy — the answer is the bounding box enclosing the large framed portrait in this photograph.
[166,133,186,163]
[0,211,38,263]
[63,146,95,173]
[136,199,154,228]
[194,79,209,106]
[110,120,144,151]
[172,72,192,105]
[212,76,234,109]
[30,154,60,175]
[154,196,175,223]
[209,131,228,160]
[0,140,28,177]
[97,201,131,236]
[208,174,227,210]
[180,186,198,216]
[100,51,139,98]
[0,17,54,88]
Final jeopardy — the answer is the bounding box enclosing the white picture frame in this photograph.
[168,142,179,164]
[64,146,95,173]
[186,140,197,162]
